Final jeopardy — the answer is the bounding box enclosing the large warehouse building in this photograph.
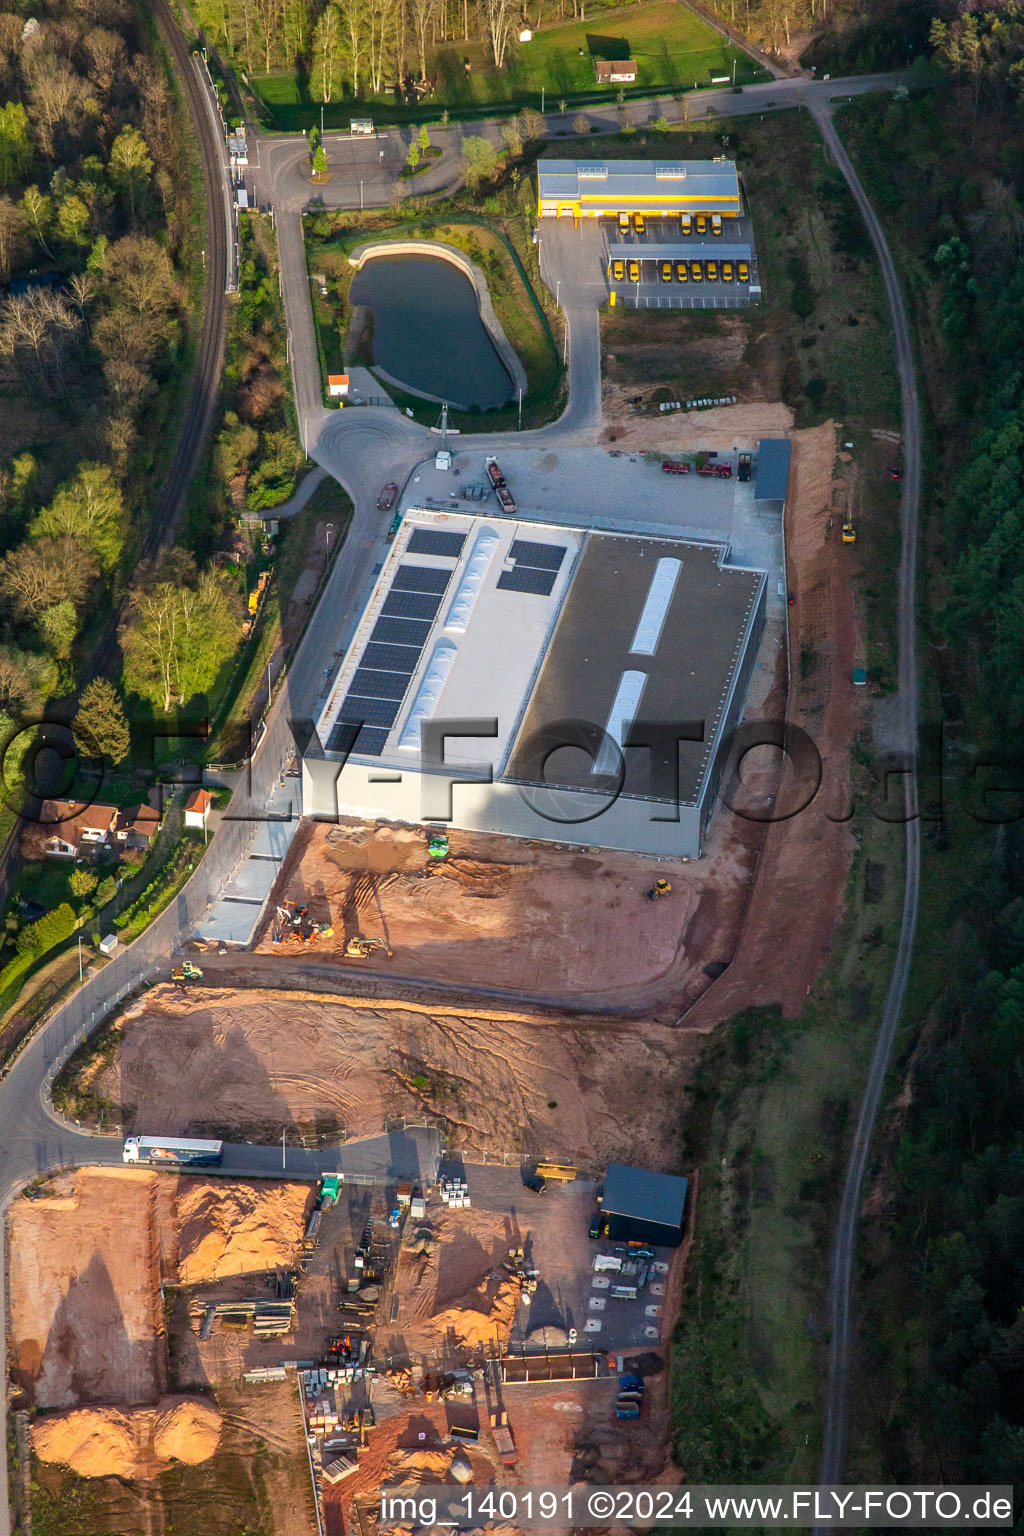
[537,158,741,221]
[302,510,767,859]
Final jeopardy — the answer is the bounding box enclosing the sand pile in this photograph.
[427,1277,522,1348]
[32,1406,138,1478]
[31,1395,221,1478]
[175,1179,310,1282]
[385,1447,452,1484]
[153,1395,222,1463]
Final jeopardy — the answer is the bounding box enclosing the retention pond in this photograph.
[349,253,514,410]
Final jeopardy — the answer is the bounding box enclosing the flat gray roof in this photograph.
[538,157,740,208]
[755,438,791,501]
[608,242,752,261]
[604,1161,688,1229]
[506,534,765,806]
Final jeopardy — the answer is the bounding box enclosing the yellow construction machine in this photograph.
[344,936,393,960]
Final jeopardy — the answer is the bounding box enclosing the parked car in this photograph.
[690,260,703,282]
[523,1175,547,1194]
[696,213,708,236]
[738,260,750,282]
[661,261,672,283]
[675,261,688,282]
[722,261,734,283]
[628,260,640,283]
[618,212,630,233]
[706,260,719,282]
[611,259,625,281]
[589,1213,603,1239]
[633,213,645,235]
[711,213,723,235]
[680,213,692,236]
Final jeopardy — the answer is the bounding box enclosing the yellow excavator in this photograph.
[344,936,393,960]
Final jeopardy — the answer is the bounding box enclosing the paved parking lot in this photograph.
[401,445,781,576]
[442,1161,673,1353]
[539,212,761,310]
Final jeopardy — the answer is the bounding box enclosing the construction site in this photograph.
[8,1147,688,1536]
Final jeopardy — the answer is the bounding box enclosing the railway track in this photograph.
[148,0,229,554]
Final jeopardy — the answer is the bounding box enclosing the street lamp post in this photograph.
[555,278,561,307]
[326,522,335,560]
[360,180,364,210]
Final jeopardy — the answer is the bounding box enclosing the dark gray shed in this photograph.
[602,1162,689,1248]
[754,438,792,502]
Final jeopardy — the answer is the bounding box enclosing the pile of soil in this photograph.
[31,1395,222,1478]
[153,1395,222,1463]
[427,1276,522,1349]
[175,1179,311,1283]
[32,1406,138,1479]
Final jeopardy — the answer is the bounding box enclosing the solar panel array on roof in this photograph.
[497,566,559,596]
[407,528,466,558]
[371,616,431,648]
[330,559,459,756]
[382,590,441,621]
[509,540,567,572]
[393,564,451,594]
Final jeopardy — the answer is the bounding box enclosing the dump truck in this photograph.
[661,460,690,475]
[615,1373,644,1420]
[738,452,752,482]
[486,457,517,513]
[123,1136,223,1167]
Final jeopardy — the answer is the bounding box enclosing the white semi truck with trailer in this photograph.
[123,1136,223,1167]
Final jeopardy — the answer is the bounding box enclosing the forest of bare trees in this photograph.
[194,0,591,95]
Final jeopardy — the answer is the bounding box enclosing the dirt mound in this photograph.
[31,1395,221,1478]
[427,1277,522,1349]
[175,1179,310,1283]
[153,1395,222,1463]
[32,1406,138,1478]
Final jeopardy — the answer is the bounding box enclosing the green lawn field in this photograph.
[253,1,764,128]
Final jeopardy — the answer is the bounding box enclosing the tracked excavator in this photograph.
[344,936,393,960]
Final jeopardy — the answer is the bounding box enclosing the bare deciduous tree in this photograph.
[313,2,342,99]
[480,0,516,67]
[0,196,27,282]
[0,537,96,621]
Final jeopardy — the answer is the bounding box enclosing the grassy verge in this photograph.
[674,784,907,1479]
[252,0,765,129]
[206,475,353,763]
[305,183,564,431]
[51,1015,124,1128]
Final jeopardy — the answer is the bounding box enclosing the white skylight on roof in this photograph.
[593,669,648,776]
[630,557,681,655]
[398,640,457,751]
[444,526,499,632]
[577,165,608,179]
[655,164,688,179]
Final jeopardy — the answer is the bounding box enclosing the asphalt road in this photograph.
[810,108,921,1496]
[0,67,911,1531]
